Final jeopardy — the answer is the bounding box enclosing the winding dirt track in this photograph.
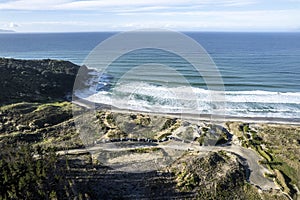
[58,140,278,191]
[70,99,280,190]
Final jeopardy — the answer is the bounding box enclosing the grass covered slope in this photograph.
[0,102,83,150]
[0,101,293,199]
[227,122,300,199]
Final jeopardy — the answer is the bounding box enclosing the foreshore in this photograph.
[72,96,300,125]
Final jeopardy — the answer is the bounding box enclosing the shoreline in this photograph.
[72,97,300,125]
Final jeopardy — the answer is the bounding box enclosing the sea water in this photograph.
[1,32,299,119]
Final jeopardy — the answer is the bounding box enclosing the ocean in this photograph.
[1,32,300,119]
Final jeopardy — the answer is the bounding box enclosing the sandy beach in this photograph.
[73,96,300,125]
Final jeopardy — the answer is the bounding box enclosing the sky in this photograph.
[0,0,300,32]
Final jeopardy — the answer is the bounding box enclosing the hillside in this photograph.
[0,58,89,105]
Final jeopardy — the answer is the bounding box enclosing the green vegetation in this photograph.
[34,101,71,111]
[256,126,299,198]
[134,114,151,127]
[161,118,177,131]
[196,134,206,145]
[0,144,71,199]
[255,145,272,162]
[1,97,297,199]
[227,122,300,199]
[0,58,86,105]
[201,127,209,132]
[106,112,115,125]
[243,124,249,133]
[0,101,83,150]
[0,101,72,133]
[157,132,172,140]
[170,151,250,199]
[128,147,161,153]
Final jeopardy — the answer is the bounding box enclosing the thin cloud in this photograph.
[0,0,70,10]
[9,22,19,28]
[13,9,300,31]
[1,0,299,32]
[0,0,257,10]
[115,9,300,30]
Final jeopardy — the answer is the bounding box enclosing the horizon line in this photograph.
[1,30,300,34]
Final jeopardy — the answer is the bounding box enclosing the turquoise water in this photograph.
[1,32,300,118]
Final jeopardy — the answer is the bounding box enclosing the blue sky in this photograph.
[0,0,300,32]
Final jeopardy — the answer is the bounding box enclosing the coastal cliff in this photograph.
[0,58,87,105]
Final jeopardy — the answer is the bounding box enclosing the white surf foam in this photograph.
[74,82,300,119]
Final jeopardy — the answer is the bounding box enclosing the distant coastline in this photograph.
[0,29,15,33]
